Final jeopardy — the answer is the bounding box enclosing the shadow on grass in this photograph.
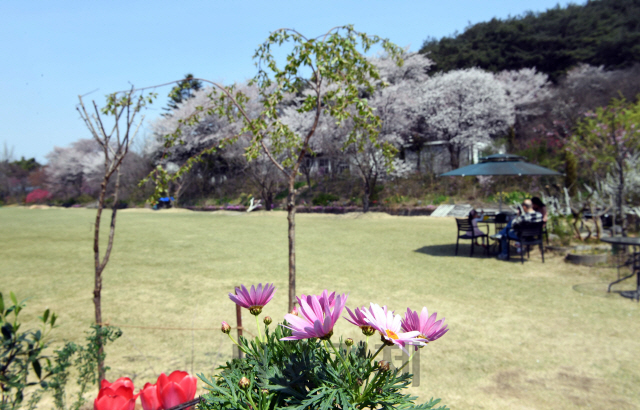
[414,244,492,258]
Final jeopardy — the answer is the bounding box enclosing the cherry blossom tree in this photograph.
[45,139,103,199]
[415,68,514,170]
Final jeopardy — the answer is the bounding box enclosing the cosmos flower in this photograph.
[344,305,389,336]
[401,307,448,343]
[280,290,348,340]
[229,283,276,315]
[361,303,426,354]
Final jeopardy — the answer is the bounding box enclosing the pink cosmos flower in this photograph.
[344,305,389,336]
[298,291,336,309]
[361,303,426,354]
[281,290,348,340]
[401,307,448,344]
[229,283,276,315]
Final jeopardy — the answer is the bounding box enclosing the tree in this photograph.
[162,74,203,115]
[148,26,403,311]
[415,68,514,170]
[419,0,640,81]
[77,88,153,383]
[570,96,640,235]
[45,139,102,199]
[371,52,433,173]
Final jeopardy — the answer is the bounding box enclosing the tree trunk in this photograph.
[286,178,296,313]
[93,179,107,384]
[448,144,460,170]
[94,166,122,385]
[262,189,273,212]
[362,182,370,213]
[618,164,626,236]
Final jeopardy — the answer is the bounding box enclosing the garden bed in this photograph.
[564,245,611,266]
[185,205,436,216]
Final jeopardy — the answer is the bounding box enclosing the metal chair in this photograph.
[507,221,545,264]
[455,218,489,257]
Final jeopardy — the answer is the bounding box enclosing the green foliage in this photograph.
[199,325,446,410]
[432,195,449,206]
[487,190,531,205]
[384,194,411,205]
[312,193,339,206]
[549,214,574,246]
[29,325,122,410]
[0,291,56,410]
[564,151,578,197]
[420,0,640,81]
[0,291,121,410]
[570,96,640,177]
[163,74,203,114]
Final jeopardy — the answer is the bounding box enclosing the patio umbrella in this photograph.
[440,153,562,210]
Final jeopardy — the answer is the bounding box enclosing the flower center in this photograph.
[385,329,399,340]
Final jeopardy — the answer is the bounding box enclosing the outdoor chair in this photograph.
[489,213,509,254]
[507,221,545,264]
[455,218,489,257]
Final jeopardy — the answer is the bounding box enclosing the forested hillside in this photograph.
[419,0,640,80]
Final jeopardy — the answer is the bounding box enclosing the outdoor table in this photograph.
[601,236,640,301]
[479,213,516,255]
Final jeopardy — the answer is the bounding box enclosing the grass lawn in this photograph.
[1,207,639,409]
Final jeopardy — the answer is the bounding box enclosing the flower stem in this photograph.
[255,315,264,343]
[227,333,249,355]
[329,339,354,386]
[397,350,417,372]
[371,344,385,361]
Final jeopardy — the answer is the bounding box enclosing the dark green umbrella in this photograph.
[440,154,562,177]
[440,153,562,210]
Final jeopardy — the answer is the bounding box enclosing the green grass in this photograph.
[1,207,639,409]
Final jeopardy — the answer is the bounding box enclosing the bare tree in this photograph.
[76,88,153,383]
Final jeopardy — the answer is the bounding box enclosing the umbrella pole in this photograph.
[498,178,502,212]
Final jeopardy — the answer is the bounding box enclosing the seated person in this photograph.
[497,199,543,260]
[467,209,486,237]
[531,197,548,223]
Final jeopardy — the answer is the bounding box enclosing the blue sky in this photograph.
[1,0,578,163]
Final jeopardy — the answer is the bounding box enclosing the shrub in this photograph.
[25,189,51,204]
[312,193,339,206]
[433,194,449,205]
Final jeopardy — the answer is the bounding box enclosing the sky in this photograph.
[1,0,580,164]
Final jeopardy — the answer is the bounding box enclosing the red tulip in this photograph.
[94,379,138,410]
[140,382,163,410]
[100,377,135,395]
[156,371,197,409]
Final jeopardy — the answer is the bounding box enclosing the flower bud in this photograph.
[290,307,299,316]
[221,321,231,334]
[238,377,250,389]
[249,306,263,316]
[263,316,273,326]
[378,360,390,372]
[361,325,375,336]
[345,338,354,347]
